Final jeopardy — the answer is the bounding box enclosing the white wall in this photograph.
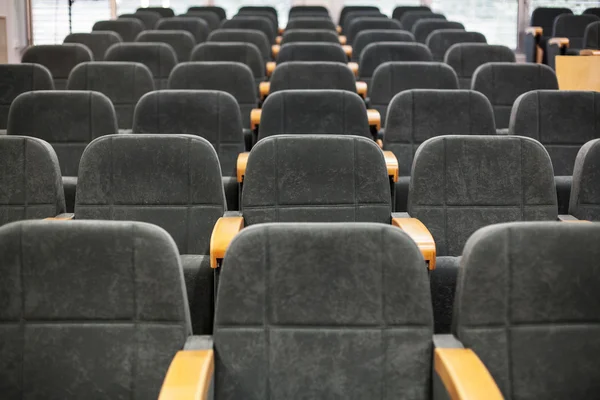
[0,0,28,63]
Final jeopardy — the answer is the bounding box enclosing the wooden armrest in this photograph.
[376,139,383,148]
[343,45,352,58]
[237,152,250,183]
[382,151,398,183]
[367,109,381,131]
[337,25,342,34]
[272,44,280,58]
[250,108,261,131]
[526,26,543,36]
[159,350,214,400]
[347,62,358,77]
[580,49,600,56]
[259,81,271,100]
[266,61,276,77]
[355,81,367,98]
[210,216,245,269]
[278,27,284,35]
[276,36,282,44]
[559,214,590,223]
[549,37,569,47]
[45,214,74,220]
[434,348,503,400]
[392,217,436,270]
[339,35,347,45]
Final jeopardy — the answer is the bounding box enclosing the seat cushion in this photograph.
[430,256,461,334]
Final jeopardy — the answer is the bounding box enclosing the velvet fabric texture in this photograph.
[393,6,431,21]
[188,6,226,21]
[286,17,336,31]
[352,29,416,61]
[400,11,446,33]
[444,43,515,89]
[426,30,487,62]
[21,44,93,90]
[208,29,271,61]
[135,30,196,63]
[222,16,276,44]
[276,42,347,64]
[347,17,404,44]
[190,42,265,83]
[156,17,211,43]
[269,62,357,94]
[281,29,340,45]
[92,18,145,42]
[64,31,122,61]
[570,139,600,220]
[359,43,433,84]
[119,10,161,29]
[137,6,175,17]
[413,19,465,43]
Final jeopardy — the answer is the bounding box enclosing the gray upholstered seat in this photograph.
[0,219,191,399]
[584,21,600,49]
[358,42,433,85]
[286,17,336,31]
[407,135,558,333]
[135,30,196,63]
[182,11,221,31]
[280,29,340,45]
[0,136,65,224]
[546,14,600,69]
[445,44,515,89]
[188,6,226,21]
[426,30,486,62]
[276,42,347,63]
[351,29,415,61]
[471,63,557,129]
[208,29,271,61]
[413,19,465,43]
[104,42,177,89]
[92,18,145,42]
[570,139,600,221]
[393,6,431,21]
[341,10,385,33]
[346,17,403,45]
[75,134,226,334]
[235,10,278,33]
[222,16,276,44]
[290,5,329,15]
[269,62,356,94]
[524,7,572,63]
[119,10,161,29]
[400,11,446,33]
[169,62,258,130]
[257,90,371,141]
[368,62,458,125]
[0,64,54,130]
[63,31,122,61]
[67,62,154,130]
[340,6,379,29]
[21,44,93,90]
[156,16,211,43]
[454,221,600,400]
[190,42,266,84]
[137,6,175,17]
[213,222,433,399]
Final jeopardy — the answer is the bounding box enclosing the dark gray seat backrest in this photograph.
[352,29,415,61]
[135,30,196,63]
[132,90,245,177]
[531,7,572,35]
[340,6,379,27]
[408,135,558,256]
[242,135,391,225]
[0,64,54,129]
[235,11,277,32]
[119,10,161,29]
[67,62,155,130]
[168,62,258,129]
[584,7,600,18]
[369,61,458,124]
[509,90,600,176]
[104,42,177,89]
[21,44,93,89]
[215,222,433,400]
[445,43,516,89]
[156,17,210,43]
[347,17,403,44]
[286,17,336,31]
[358,42,433,82]
[426,30,486,62]
[208,29,271,61]
[269,62,356,94]
[454,221,600,400]
[0,136,65,223]
[400,11,445,33]
[222,16,276,43]
[552,14,600,49]
[471,63,558,129]
[75,134,225,255]
[190,42,265,81]
[277,42,347,63]
[258,90,370,140]
[342,10,385,32]
[384,90,496,176]
[0,219,189,399]
[64,31,122,61]
[93,18,145,42]
[183,11,221,31]
[7,90,118,176]
[393,6,431,21]
[188,6,226,20]
[281,29,340,45]
[584,21,600,49]
[570,139,600,220]
[137,6,175,17]
[413,19,465,43]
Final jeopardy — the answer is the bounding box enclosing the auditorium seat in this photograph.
[546,14,600,69]
[135,30,196,62]
[0,64,54,132]
[21,44,92,89]
[67,62,155,131]
[471,63,558,132]
[585,7,600,18]
[384,89,495,211]
[358,42,433,85]
[75,134,225,334]
[509,90,600,213]
[104,42,177,89]
[351,29,415,62]
[208,29,271,61]
[190,42,266,85]
[188,6,226,21]
[413,19,465,43]
[156,16,210,43]
[0,219,200,398]
[92,18,144,42]
[368,62,458,125]
[64,31,122,61]
[266,62,358,98]
[426,30,486,61]
[7,91,118,212]
[392,5,431,21]
[339,6,379,29]
[406,135,559,333]
[445,43,515,89]
[275,42,347,64]
[453,222,600,399]
[525,7,572,63]
[0,136,65,224]
[400,11,445,33]
[137,6,174,18]
[279,29,340,45]
[234,11,278,34]
[346,17,403,45]
[290,5,329,16]
[286,17,336,31]
[182,11,221,31]
[570,139,600,221]
[584,21,600,50]
[342,10,385,34]
[222,16,276,44]
[119,10,161,29]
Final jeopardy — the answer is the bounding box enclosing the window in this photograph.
[342,0,420,18]
[529,0,600,15]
